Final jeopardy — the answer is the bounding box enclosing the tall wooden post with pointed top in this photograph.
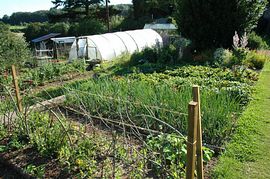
[193,85,204,179]
[186,101,198,179]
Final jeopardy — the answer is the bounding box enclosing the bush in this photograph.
[50,22,70,36]
[213,48,233,67]
[0,22,10,32]
[159,45,178,63]
[0,29,31,70]
[244,51,268,69]
[76,19,106,36]
[247,32,269,50]
[130,45,179,65]
[24,22,50,42]
[28,113,68,157]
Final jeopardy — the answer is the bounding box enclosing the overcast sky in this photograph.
[0,0,132,18]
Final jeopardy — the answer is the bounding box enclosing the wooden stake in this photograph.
[11,65,23,112]
[193,85,204,179]
[186,101,198,179]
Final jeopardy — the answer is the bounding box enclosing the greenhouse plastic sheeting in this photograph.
[69,29,163,62]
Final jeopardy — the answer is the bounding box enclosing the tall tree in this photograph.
[52,0,104,16]
[132,0,176,19]
[175,0,267,50]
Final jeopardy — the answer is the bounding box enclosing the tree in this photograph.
[132,0,176,19]
[0,22,9,32]
[72,19,106,36]
[175,0,267,50]
[2,11,48,25]
[0,26,31,70]
[52,0,104,17]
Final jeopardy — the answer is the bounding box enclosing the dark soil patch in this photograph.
[0,163,23,179]
[0,139,71,179]
[204,157,219,179]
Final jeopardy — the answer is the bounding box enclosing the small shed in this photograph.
[32,33,61,59]
[51,37,76,58]
[144,23,177,33]
[69,29,163,62]
[144,23,178,46]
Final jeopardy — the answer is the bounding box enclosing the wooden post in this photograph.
[193,85,204,179]
[186,101,198,179]
[11,65,23,112]
[76,38,79,59]
[85,37,89,60]
[105,0,110,32]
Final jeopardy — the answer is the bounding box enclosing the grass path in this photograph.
[212,62,270,178]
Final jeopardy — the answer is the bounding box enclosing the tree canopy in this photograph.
[52,0,104,17]
[132,0,176,19]
[175,0,268,50]
[1,11,48,25]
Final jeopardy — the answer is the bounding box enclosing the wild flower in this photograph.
[233,31,240,49]
[233,31,248,49]
[240,32,248,48]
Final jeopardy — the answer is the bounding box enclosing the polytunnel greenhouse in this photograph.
[68,29,163,62]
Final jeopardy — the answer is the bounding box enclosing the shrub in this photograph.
[0,22,10,32]
[50,22,70,36]
[158,44,178,63]
[24,22,50,42]
[213,48,233,67]
[247,32,269,50]
[76,19,106,36]
[28,113,68,157]
[244,51,268,69]
[0,29,31,70]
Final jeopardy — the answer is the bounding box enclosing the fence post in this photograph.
[11,65,23,112]
[186,101,198,179]
[193,85,204,179]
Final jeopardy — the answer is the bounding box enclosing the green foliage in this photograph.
[0,28,31,70]
[20,61,85,88]
[64,75,242,145]
[58,138,98,177]
[145,134,214,178]
[247,32,269,50]
[52,0,103,17]
[213,48,233,67]
[28,112,68,157]
[244,51,268,69]
[175,0,268,50]
[0,22,10,32]
[212,62,270,178]
[24,19,105,42]
[24,164,45,178]
[132,0,176,19]
[117,16,152,31]
[50,22,70,36]
[24,22,50,42]
[130,46,178,65]
[110,15,125,30]
[1,11,48,25]
[217,48,269,69]
[146,134,187,178]
[0,124,7,140]
[75,19,106,36]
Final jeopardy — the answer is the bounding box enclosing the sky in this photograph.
[0,0,132,18]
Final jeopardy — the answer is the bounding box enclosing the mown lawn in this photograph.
[212,62,270,178]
